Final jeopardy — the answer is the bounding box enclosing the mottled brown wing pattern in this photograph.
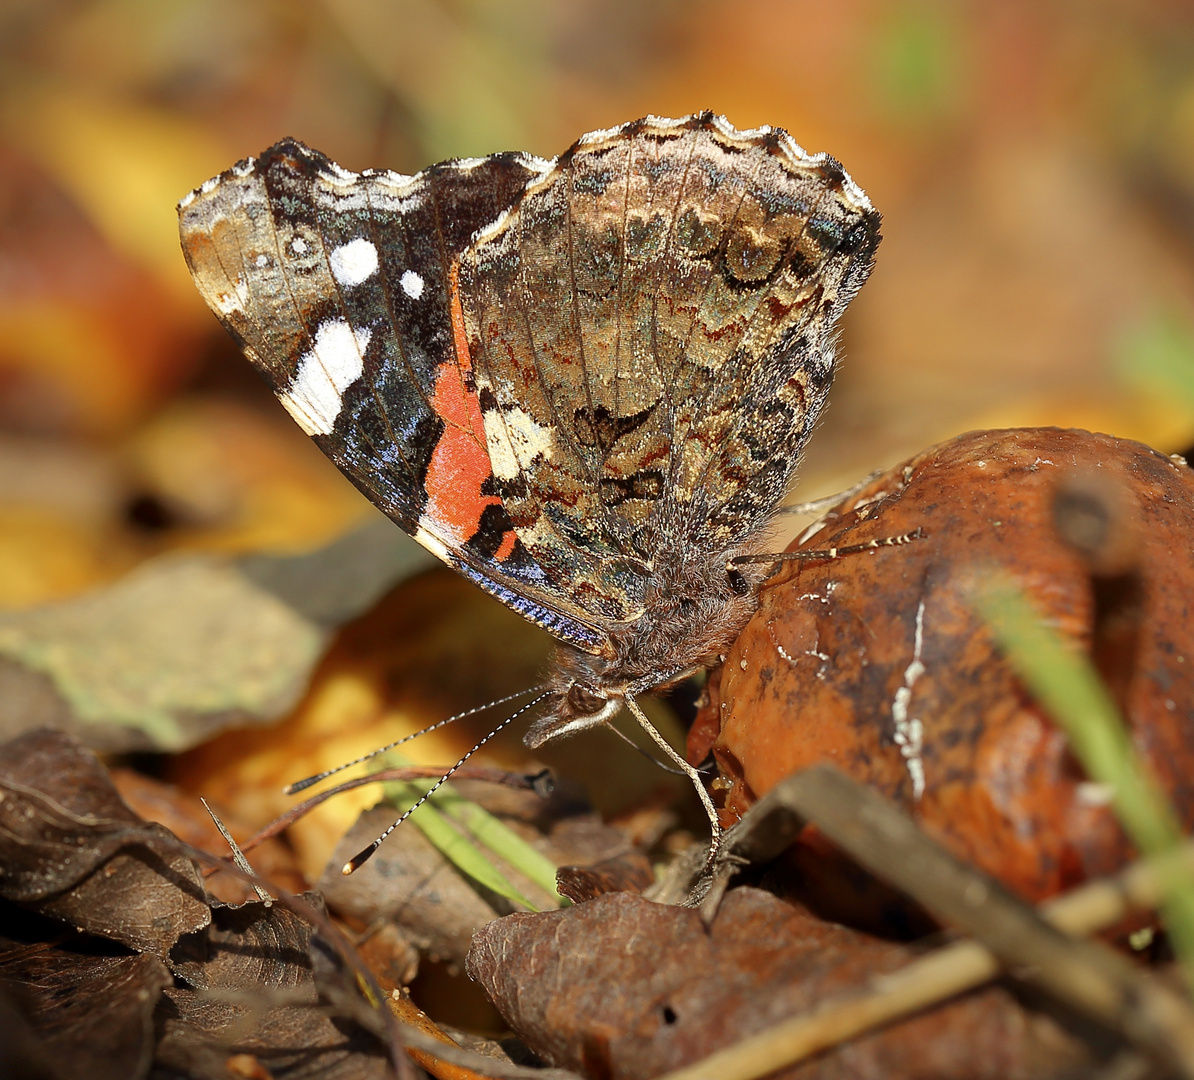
[456,114,880,626]
[179,115,878,660]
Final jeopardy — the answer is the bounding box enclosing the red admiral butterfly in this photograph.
[179,112,880,870]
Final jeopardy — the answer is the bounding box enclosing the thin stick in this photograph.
[200,797,272,904]
[654,807,1194,1080]
[241,765,550,852]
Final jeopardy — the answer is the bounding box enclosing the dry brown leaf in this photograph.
[0,911,173,1080]
[468,887,1104,1080]
[0,729,210,956]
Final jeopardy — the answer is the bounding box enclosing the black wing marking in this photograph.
[179,140,609,653]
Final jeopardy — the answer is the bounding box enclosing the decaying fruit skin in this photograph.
[692,428,1194,904]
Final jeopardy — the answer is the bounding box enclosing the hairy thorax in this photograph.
[523,544,762,746]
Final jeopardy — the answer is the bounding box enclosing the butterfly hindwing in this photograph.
[456,114,880,627]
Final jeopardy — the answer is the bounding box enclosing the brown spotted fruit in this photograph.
[691,428,1194,905]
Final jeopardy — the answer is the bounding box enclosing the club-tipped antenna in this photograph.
[283,686,546,795]
[341,689,553,875]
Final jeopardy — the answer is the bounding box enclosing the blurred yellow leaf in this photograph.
[0,505,134,610]
[2,85,230,307]
[124,398,375,555]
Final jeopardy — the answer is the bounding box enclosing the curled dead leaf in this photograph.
[467,887,1103,1080]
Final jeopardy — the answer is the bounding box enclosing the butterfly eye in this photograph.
[727,567,750,595]
[566,682,608,717]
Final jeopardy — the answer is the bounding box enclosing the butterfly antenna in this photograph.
[624,694,723,873]
[342,690,553,874]
[284,686,546,795]
[728,527,924,572]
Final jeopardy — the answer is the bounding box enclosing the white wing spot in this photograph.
[401,269,424,299]
[290,236,309,256]
[329,238,379,287]
[278,319,371,436]
[481,404,554,480]
[254,253,269,268]
[481,411,519,480]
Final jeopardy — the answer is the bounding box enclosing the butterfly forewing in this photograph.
[180,141,609,653]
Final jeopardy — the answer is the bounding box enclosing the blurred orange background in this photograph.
[6,1,1194,599]
[4,1,1194,869]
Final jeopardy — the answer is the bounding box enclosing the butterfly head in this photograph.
[522,679,624,748]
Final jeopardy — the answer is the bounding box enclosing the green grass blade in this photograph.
[383,773,541,911]
[972,572,1194,991]
[431,786,567,903]
[377,752,570,908]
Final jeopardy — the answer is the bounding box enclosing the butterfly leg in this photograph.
[624,694,723,875]
[774,468,887,517]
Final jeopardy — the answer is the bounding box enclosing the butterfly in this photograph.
[178,111,880,871]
